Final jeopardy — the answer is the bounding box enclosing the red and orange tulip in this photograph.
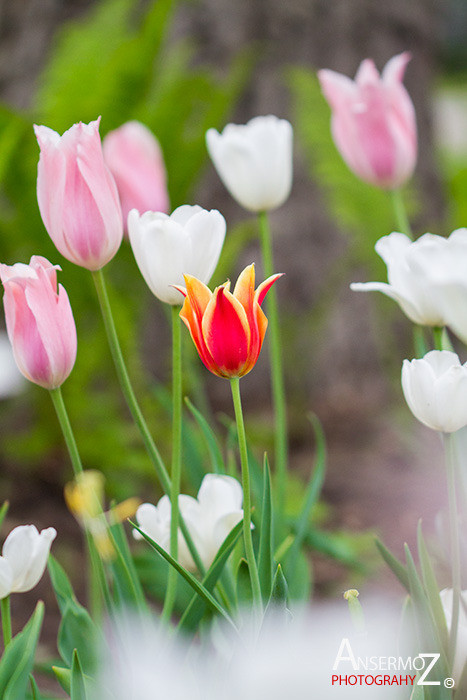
[177,264,282,379]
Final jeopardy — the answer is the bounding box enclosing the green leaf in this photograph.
[375,538,410,592]
[295,414,326,536]
[185,397,225,474]
[416,522,449,652]
[0,501,9,533]
[268,564,288,606]
[52,667,71,696]
[0,601,44,700]
[130,521,237,630]
[235,558,252,606]
[282,414,325,594]
[404,545,450,686]
[28,676,43,700]
[178,520,242,632]
[258,454,274,601]
[70,650,87,700]
[108,516,147,612]
[48,556,99,675]
[47,555,75,614]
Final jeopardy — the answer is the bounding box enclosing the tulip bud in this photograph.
[34,118,123,270]
[176,264,282,379]
[318,52,417,189]
[350,230,465,327]
[103,121,169,233]
[401,350,467,433]
[206,115,293,212]
[128,205,226,305]
[0,525,56,598]
[0,256,77,389]
[134,474,244,571]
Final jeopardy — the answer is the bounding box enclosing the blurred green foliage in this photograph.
[0,0,250,498]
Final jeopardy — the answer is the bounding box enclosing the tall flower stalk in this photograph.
[390,188,412,238]
[1,597,11,647]
[162,307,183,621]
[49,386,83,476]
[230,378,262,611]
[258,211,288,514]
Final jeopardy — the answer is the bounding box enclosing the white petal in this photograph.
[16,526,56,593]
[401,358,439,431]
[182,209,226,284]
[197,474,243,520]
[2,525,37,589]
[0,558,13,598]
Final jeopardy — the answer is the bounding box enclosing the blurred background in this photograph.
[0,0,464,643]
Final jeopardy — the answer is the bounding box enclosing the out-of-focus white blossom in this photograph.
[93,604,413,700]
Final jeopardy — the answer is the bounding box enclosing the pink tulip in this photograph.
[103,121,169,232]
[318,52,417,189]
[0,256,77,389]
[34,118,123,270]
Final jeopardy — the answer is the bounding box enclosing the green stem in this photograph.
[230,378,262,612]
[432,326,444,351]
[92,269,206,576]
[1,596,11,647]
[258,211,288,515]
[49,387,83,475]
[390,188,412,239]
[162,307,183,621]
[444,433,461,664]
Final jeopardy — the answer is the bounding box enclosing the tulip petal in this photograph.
[14,527,56,593]
[197,474,244,522]
[3,280,51,386]
[2,525,36,590]
[202,286,250,377]
[233,264,256,311]
[255,273,283,307]
[0,558,13,599]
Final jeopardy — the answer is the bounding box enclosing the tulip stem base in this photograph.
[390,188,412,239]
[92,269,206,576]
[162,306,183,622]
[1,596,11,647]
[230,378,262,612]
[49,387,83,475]
[444,432,462,664]
[258,211,288,516]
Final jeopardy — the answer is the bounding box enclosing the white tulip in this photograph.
[206,115,293,212]
[440,588,467,684]
[128,205,226,305]
[401,350,467,432]
[350,230,467,326]
[134,474,243,571]
[0,525,56,598]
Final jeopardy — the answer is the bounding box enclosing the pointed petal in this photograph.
[255,273,283,306]
[233,264,256,311]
